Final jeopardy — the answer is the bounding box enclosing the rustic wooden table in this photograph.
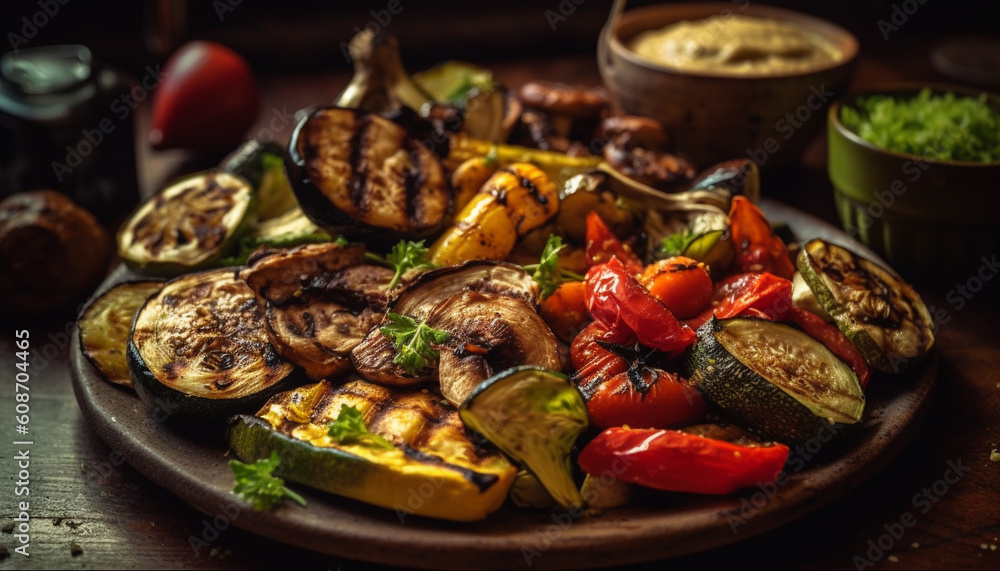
[2,47,998,570]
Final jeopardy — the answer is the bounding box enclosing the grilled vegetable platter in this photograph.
[71,31,937,568]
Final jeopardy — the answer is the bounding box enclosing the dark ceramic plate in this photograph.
[70,199,937,569]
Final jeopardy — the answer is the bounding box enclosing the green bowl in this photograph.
[828,83,1000,285]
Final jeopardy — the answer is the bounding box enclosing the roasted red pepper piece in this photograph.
[729,196,795,279]
[585,211,643,274]
[571,322,707,431]
[787,307,871,389]
[578,427,790,495]
[712,272,793,321]
[585,257,696,355]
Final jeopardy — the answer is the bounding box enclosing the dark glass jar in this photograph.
[0,45,139,223]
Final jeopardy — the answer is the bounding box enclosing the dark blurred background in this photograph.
[2,0,998,77]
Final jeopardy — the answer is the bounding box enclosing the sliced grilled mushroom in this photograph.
[287,107,452,247]
[428,291,561,407]
[240,242,393,380]
[351,261,540,387]
[390,260,539,318]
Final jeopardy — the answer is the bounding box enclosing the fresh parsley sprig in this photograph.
[658,227,697,258]
[386,240,436,290]
[380,312,451,374]
[523,235,584,299]
[229,451,306,511]
[327,405,395,450]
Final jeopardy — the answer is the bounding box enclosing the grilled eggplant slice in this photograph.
[460,366,588,510]
[683,317,865,446]
[429,291,562,407]
[117,170,256,276]
[129,268,297,419]
[797,239,934,373]
[227,379,517,522]
[351,261,541,387]
[287,107,452,246]
[240,243,392,380]
[78,281,164,389]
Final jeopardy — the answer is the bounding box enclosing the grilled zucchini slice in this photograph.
[227,379,517,522]
[797,239,934,373]
[117,170,256,276]
[683,317,865,446]
[78,281,164,389]
[128,268,297,419]
[287,107,452,246]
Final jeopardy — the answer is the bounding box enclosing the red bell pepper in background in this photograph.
[585,211,643,274]
[729,196,796,280]
[787,307,871,388]
[571,322,707,431]
[578,427,791,495]
[585,257,696,355]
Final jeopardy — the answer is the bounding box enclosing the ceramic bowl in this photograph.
[598,2,858,168]
[828,83,1000,284]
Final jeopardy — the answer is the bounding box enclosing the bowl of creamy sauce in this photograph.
[629,15,842,76]
[598,3,858,166]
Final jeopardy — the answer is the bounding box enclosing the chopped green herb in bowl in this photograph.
[840,88,1000,163]
[827,83,1000,284]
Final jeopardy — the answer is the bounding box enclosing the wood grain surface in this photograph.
[2,43,999,570]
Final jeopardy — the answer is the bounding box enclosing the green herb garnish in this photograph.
[523,235,584,299]
[230,451,306,511]
[841,88,1000,162]
[386,240,435,290]
[380,312,451,374]
[327,405,396,450]
[658,227,697,258]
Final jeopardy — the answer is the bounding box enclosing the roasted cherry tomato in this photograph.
[578,426,790,495]
[571,322,706,431]
[585,257,696,355]
[540,280,589,343]
[787,307,871,389]
[585,211,643,274]
[640,256,712,320]
[150,41,260,151]
[729,196,795,279]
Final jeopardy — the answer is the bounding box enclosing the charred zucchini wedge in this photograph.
[797,239,934,373]
[78,281,164,389]
[128,268,297,419]
[683,317,865,446]
[287,107,452,246]
[117,170,256,276]
[222,139,298,220]
[460,366,588,510]
[227,379,516,522]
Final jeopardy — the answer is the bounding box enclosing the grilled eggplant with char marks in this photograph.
[428,291,562,406]
[797,239,934,374]
[351,261,540,386]
[287,107,452,246]
[128,268,297,419]
[79,280,164,388]
[117,170,256,276]
[227,379,517,522]
[240,243,393,380]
